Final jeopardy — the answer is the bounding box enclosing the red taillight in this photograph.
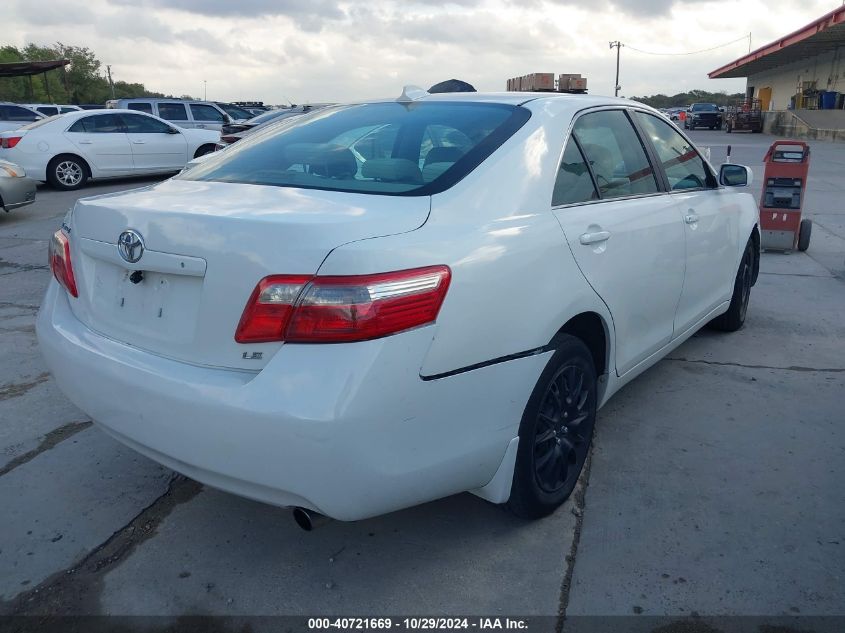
[234,275,311,343]
[1,136,22,149]
[235,266,451,344]
[49,230,78,297]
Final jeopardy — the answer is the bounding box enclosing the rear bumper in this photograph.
[0,176,36,210]
[37,282,549,520]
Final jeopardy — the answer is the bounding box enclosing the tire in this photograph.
[725,122,732,133]
[506,335,597,519]
[797,219,812,251]
[710,239,754,332]
[47,155,88,191]
[193,144,216,158]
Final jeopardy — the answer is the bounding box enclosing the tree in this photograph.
[0,43,167,104]
[630,90,746,109]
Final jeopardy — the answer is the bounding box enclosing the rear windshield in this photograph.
[179,102,530,196]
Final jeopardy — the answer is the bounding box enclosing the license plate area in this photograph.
[89,260,203,344]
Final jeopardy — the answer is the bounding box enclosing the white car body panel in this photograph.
[0,109,218,183]
[37,93,760,520]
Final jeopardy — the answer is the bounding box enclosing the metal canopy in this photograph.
[0,59,70,78]
[709,6,845,79]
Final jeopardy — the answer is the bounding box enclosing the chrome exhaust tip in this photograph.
[292,507,331,531]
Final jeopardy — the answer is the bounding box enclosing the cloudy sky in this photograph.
[5,0,839,104]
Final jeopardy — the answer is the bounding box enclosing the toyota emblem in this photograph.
[117,230,145,263]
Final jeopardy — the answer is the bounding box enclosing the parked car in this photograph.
[0,103,43,133]
[0,109,220,190]
[213,102,253,122]
[0,159,36,212]
[37,91,759,523]
[105,99,233,131]
[21,104,82,117]
[221,105,326,136]
[216,107,325,150]
[684,103,723,130]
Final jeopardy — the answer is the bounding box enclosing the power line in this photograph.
[625,34,751,56]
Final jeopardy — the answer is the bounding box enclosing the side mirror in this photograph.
[166,127,180,134]
[719,164,752,187]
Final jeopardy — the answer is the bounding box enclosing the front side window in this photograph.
[122,113,173,134]
[634,112,713,191]
[572,110,659,199]
[180,102,530,196]
[158,103,188,121]
[128,102,154,114]
[552,138,599,206]
[67,114,126,133]
[190,104,225,122]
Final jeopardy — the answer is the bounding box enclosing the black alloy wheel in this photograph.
[710,238,754,332]
[532,364,593,494]
[506,335,597,519]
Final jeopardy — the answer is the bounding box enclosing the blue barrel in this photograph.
[821,91,838,109]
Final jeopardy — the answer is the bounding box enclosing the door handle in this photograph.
[684,212,699,224]
[579,230,611,245]
[195,124,206,128]
[132,140,145,144]
[78,140,92,145]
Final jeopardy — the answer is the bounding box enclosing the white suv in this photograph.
[105,99,233,131]
[38,92,760,523]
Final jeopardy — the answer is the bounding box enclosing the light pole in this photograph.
[203,80,207,101]
[609,41,623,97]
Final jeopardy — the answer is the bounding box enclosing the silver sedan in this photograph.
[0,159,36,212]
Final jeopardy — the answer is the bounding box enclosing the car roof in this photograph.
[351,91,648,111]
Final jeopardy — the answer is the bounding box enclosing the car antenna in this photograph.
[396,85,430,104]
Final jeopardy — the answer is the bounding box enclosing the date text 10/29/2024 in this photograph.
[308,618,530,630]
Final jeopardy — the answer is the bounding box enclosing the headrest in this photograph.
[361,158,423,184]
[423,146,465,168]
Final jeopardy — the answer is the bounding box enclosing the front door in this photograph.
[552,109,686,376]
[121,113,188,171]
[632,111,738,332]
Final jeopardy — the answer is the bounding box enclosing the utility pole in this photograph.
[609,41,623,97]
[106,65,115,99]
[204,80,207,101]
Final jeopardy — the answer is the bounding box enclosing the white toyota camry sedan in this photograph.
[0,109,220,191]
[37,90,759,524]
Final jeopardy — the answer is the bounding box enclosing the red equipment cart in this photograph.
[759,141,812,251]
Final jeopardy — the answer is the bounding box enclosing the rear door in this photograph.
[552,109,685,376]
[632,110,738,331]
[155,102,191,129]
[122,113,188,171]
[189,103,227,131]
[65,113,133,173]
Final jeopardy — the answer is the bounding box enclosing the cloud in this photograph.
[109,0,345,20]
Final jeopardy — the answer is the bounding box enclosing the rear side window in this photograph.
[180,102,530,196]
[552,139,599,206]
[68,114,126,133]
[634,112,714,191]
[37,106,59,117]
[190,104,225,122]
[0,105,40,122]
[573,110,658,199]
[158,103,188,121]
[128,102,153,114]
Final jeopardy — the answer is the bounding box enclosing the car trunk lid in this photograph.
[66,179,430,370]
